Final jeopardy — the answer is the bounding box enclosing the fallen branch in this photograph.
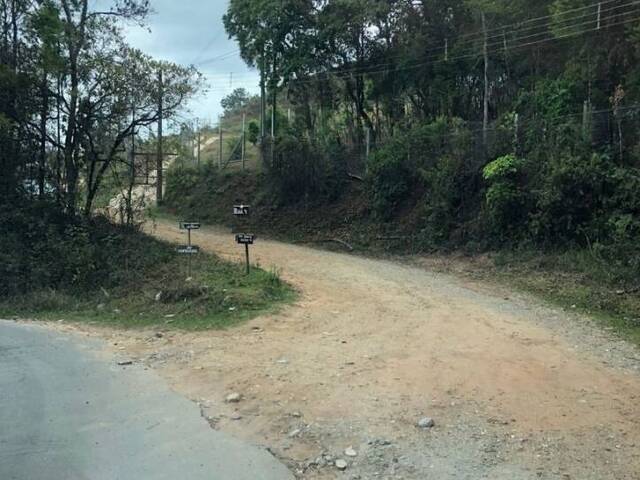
[294,238,354,251]
[376,235,412,241]
[347,172,364,182]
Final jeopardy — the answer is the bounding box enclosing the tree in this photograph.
[221,87,250,114]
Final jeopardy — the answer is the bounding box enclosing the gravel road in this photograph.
[26,220,640,479]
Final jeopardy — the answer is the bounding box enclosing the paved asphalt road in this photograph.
[0,320,293,480]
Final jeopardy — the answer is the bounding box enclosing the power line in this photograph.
[281,13,640,86]
[197,3,638,89]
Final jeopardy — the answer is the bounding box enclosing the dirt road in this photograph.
[82,221,640,479]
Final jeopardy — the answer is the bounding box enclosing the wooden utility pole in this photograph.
[156,68,164,205]
[241,113,246,169]
[218,115,223,168]
[271,74,276,138]
[260,55,266,141]
[271,53,277,168]
[482,12,489,152]
[38,71,48,198]
[196,118,201,166]
[365,127,371,161]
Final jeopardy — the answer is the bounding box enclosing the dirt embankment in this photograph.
[60,220,640,480]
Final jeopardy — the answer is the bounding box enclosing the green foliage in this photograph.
[482,154,527,239]
[366,143,414,220]
[0,196,172,298]
[221,87,250,114]
[269,132,346,204]
[247,120,260,145]
[0,194,295,329]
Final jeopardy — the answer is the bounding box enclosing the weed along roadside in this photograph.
[160,168,640,347]
[0,213,295,331]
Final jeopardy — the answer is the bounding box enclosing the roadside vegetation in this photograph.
[0,196,294,330]
[163,160,640,343]
[165,0,639,342]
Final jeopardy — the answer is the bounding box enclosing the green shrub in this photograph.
[482,154,528,240]
[269,132,346,204]
[366,145,413,220]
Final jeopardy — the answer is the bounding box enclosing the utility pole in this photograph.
[156,68,164,205]
[260,54,266,141]
[271,51,277,168]
[196,118,201,167]
[482,12,489,153]
[38,71,47,198]
[218,115,223,168]
[365,127,371,162]
[241,113,246,170]
[127,100,136,225]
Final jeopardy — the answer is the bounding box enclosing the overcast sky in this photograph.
[122,0,260,126]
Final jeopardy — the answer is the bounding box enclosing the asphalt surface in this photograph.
[0,320,293,480]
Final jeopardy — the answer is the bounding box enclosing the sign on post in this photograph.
[233,205,250,216]
[180,221,201,230]
[177,220,201,277]
[176,245,200,254]
[235,233,255,245]
[236,234,255,274]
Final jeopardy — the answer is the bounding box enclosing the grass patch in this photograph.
[0,199,295,330]
[488,249,640,345]
[1,251,295,330]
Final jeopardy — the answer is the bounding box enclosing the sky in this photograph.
[121,0,260,126]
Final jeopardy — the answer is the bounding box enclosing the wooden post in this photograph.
[156,68,164,205]
[365,127,371,162]
[513,113,519,155]
[482,12,489,154]
[241,113,246,169]
[218,115,223,168]
[196,119,201,167]
[260,54,266,140]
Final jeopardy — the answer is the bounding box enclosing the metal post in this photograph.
[245,243,250,275]
[187,228,193,278]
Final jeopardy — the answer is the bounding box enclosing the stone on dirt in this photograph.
[335,459,348,470]
[225,393,241,403]
[345,447,357,457]
[417,417,435,429]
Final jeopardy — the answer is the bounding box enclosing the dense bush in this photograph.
[366,117,477,235]
[269,132,346,204]
[482,154,528,240]
[366,144,414,220]
[0,196,173,298]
